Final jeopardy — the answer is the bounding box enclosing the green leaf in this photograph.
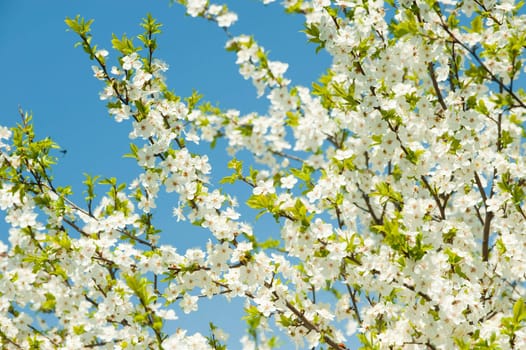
[470,16,483,33]
[303,23,325,53]
[246,193,277,211]
[222,158,243,182]
[447,12,460,28]
[65,15,94,36]
[371,182,403,204]
[140,13,162,35]
[221,173,241,184]
[285,111,299,127]
[290,164,314,182]
[112,33,138,55]
[258,237,281,250]
[185,89,203,111]
[405,148,424,165]
[513,298,526,323]
[73,325,86,335]
[124,143,139,159]
[243,305,262,339]
[124,273,152,304]
[237,124,253,137]
[40,293,56,313]
[99,177,117,186]
[389,15,418,38]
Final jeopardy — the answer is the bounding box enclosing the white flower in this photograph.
[187,0,207,17]
[180,294,198,314]
[280,175,297,189]
[253,293,275,317]
[95,49,108,60]
[268,61,288,77]
[173,205,186,221]
[157,308,178,320]
[207,4,222,15]
[122,52,142,70]
[0,125,11,140]
[216,12,238,28]
[253,179,275,195]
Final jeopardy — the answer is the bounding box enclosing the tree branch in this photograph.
[428,63,447,111]
[474,171,494,262]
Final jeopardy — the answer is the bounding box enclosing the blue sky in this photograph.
[0,0,330,188]
[0,0,334,347]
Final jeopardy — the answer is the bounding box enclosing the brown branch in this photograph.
[346,284,363,325]
[439,23,526,109]
[281,297,348,350]
[473,205,485,225]
[420,176,446,219]
[428,63,447,111]
[270,149,305,163]
[357,185,382,225]
[474,171,494,262]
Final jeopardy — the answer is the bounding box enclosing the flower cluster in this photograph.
[1,1,526,349]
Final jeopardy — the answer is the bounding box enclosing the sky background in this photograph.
[5,1,524,349]
[0,0,339,348]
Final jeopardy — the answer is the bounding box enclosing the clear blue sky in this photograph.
[0,0,333,347]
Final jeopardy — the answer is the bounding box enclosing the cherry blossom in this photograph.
[1,1,525,349]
